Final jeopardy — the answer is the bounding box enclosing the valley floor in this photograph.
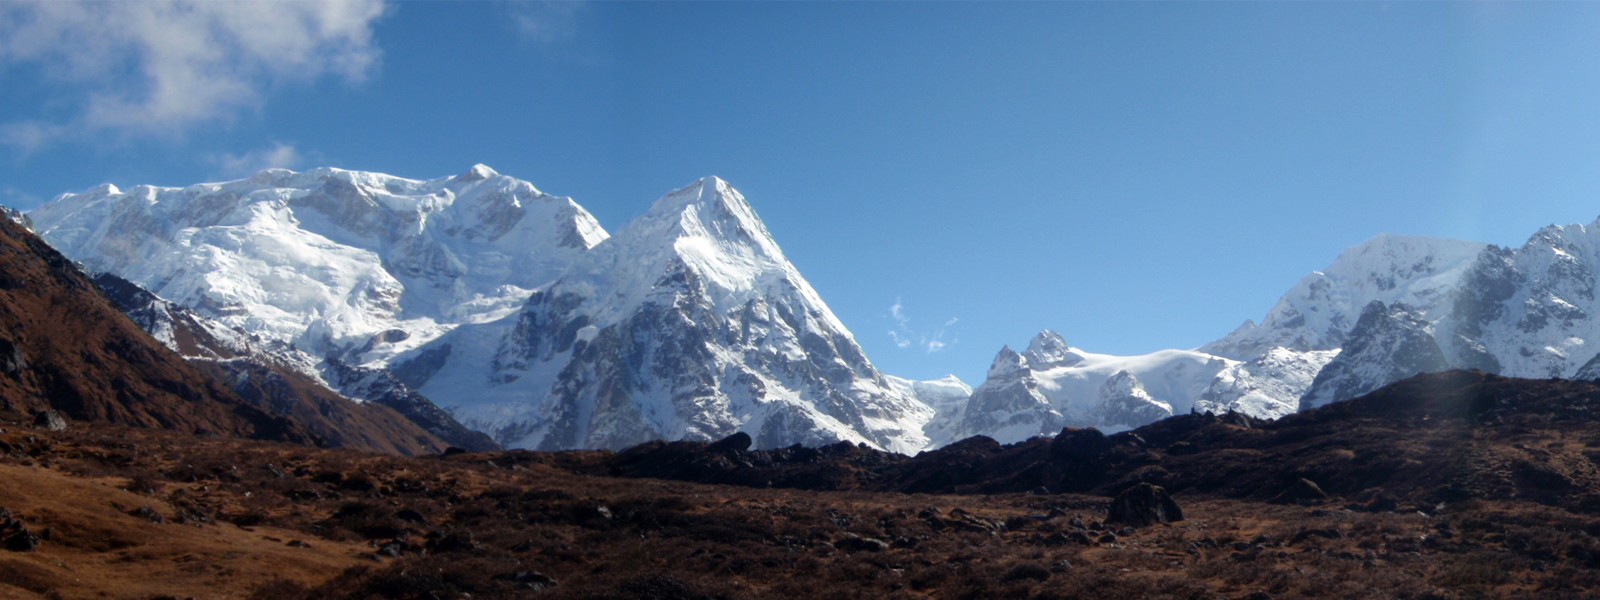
[1,413,1596,599]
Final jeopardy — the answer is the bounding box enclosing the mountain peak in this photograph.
[1024,329,1082,368]
[988,345,1030,378]
[617,177,790,289]
[459,163,499,182]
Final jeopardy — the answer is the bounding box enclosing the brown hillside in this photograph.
[0,216,450,455]
[0,215,308,442]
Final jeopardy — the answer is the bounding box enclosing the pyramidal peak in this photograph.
[1024,329,1083,369]
[634,176,782,258]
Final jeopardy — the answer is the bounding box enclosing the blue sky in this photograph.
[5,2,1600,385]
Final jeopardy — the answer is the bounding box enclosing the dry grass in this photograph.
[2,416,1597,599]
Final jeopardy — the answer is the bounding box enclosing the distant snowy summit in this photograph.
[31,167,937,453]
[946,227,1600,443]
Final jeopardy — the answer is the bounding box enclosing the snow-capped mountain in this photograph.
[1436,223,1600,379]
[1218,218,1600,413]
[1202,234,1487,360]
[32,168,937,453]
[90,272,499,451]
[1299,301,1448,410]
[30,165,607,373]
[946,331,1243,443]
[941,345,1062,445]
[39,162,1600,452]
[947,237,1491,444]
[1193,347,1338,419]
[399,177,934,452]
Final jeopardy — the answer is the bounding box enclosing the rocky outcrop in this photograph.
[1097,371,1172,429]
[1300,302,1448,410]
[1106,483,1184,527]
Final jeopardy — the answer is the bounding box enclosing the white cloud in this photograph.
[888,331,912,349]
[0,1,387,148]
[209,142,303,178]
[887,298,958,354]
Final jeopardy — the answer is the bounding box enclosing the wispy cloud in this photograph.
[208,142,304,179]
[504,1,586,44]
[887,298,958,354]
[0,1,388,150]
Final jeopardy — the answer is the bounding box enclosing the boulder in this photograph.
[32,410,66,432]
[1106,483,1183,527]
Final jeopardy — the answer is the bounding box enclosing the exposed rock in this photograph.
[833,533,889,553]
[1106,483,1184,527]
[32,410,66,432]
[1097,371,1173,429]
[1300,301,1449,410]
[1050,427,1111,460]
[0,338,25,377]
[1,510,39,552]
[499,570,557,591]
[1272,477,1330,504]
[708,431,753,454]
[130,506,165,524]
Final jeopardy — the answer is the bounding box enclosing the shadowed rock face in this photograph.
[1299,301,1448,410]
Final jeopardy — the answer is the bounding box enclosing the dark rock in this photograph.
[1002,563,1052,582]
[1351,492,1398,513]
[1051,427,1112,460]
[1224,412,1255,429]
[0,338,25,377]
[427,530,479,553]
[440,446,468,457]
[3,529,39,552]
[833,534,889,553]
[32,410,66,432]
[501,570,557,591]
[707,431,753,454]
[1106,483,1184,527]
[947,508,1003,534]
[1097,532,1119,544]
[376,540,403,558]
[286,540,311,548]
[1273,477,1331,504]
[130,506,165,524]
[395,508,428,524]
[1288,528,1343,545]
[2,511,39,552]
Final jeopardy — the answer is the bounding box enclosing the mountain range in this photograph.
[25,165,1600,452]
